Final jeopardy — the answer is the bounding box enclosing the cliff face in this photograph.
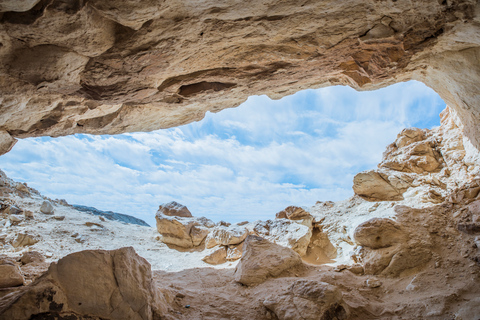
[0,0,479,154]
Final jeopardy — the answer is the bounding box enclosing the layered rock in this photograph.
[0,247,169,319]
[0,0,479,156]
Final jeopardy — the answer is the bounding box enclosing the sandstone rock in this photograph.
[395,128,425,148]
[24,210,34,219]
[155,213,213,248]
[157,201,192,218]
[455,297,480,320]
[365,278,382,288]
[53,215,65,221]
[226,243,243,261]
[253,219,312,256]
[12,233,38,248]
[20,251,45,265]
[234,235,302,286]
[0,130,16,156]
[217,220,231,227]
[205,225,248,249]
[202,247,227,265]
[263,280,349,320]
[354,218,407,249]
[0,0,479,156]
[275,206,311,220]
[0,247,169,319]
[0,264,24,288]
[353,170,408,201]
[40,200,54,214]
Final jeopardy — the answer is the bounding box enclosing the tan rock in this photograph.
[157,201,192,218]
[202,247,227,265]
[226,243,243,261]
[0,1,479,156]
[0,247,169,319]
[353,170,407,201]
[155,213,213,248]
[0,130,16,156]
[12,233,39,248]
[0,264,24,288]
[253,219,312,256]
[354,218,407,249]
[205,225,248,249]
[234,235,302,286]
[263,280,349,320]
[20,251,45,265]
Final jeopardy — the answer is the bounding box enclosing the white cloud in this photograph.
[0,81,446,225]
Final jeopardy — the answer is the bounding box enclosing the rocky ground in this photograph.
[0,106,480,319]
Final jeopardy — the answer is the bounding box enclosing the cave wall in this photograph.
[0,0,479,153]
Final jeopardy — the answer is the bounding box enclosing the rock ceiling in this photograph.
[0,0,479,154]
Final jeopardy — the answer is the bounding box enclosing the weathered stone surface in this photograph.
[275,206,310,220]
[202,247,227,265]
[20,251,45,264]
[234,235,302,286]
[263,280,349,320]
[0,247,169,319]
[40,200,54,214]
[155,212,213,248]
[0,264,24,288]
[353,169,410,201]
[11,233,38,248]
[253,219,312,256]
[157,201,192,218]
[0,0,479,155]
[354,218,407,249]
[226,243,243,261]
[0,130,16,156]
[205,225,249,249]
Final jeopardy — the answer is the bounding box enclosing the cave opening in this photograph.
[0,80,445,226]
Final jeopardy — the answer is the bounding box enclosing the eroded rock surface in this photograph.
[0,247,169,320]
[234,235,303,286]
[0,0,479,154]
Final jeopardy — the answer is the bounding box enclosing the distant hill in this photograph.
[72,204,150,227]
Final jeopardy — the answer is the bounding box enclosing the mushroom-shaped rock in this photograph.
[0,263,24,288]
[234,235,302,286]
[253,219,312,256]
[354,218,407,249]
[263,280,349,320]
[0,247,169,319]
[205,225,249,249]
[157,201,192,217]
[40,200,54,214]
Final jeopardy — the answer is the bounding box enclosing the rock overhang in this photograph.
[0,0,479,155]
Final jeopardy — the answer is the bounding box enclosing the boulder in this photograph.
[0,131,17,156]
[275,206,311,220]
[263,280,349,320]
[40,201,54,214]
[12,233,39,248]
[0,263,24,288]
[155,213,213,248]
[253,219,312,256]
[157,201,192,217]
[353,170,408,201]
[226,243,243,261]
[8,205,22,215]
[354,218,407,249]
[20,251,45,264]
[202,247,227,265]
[205,225,249,249]
[0,247,169,320]
[234,235,302,286]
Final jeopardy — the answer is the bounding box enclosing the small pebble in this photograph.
[185,305,190,308]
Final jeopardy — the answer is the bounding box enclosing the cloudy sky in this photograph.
[0,81,445,226]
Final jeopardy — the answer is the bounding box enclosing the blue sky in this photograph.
[0,81,445,226]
